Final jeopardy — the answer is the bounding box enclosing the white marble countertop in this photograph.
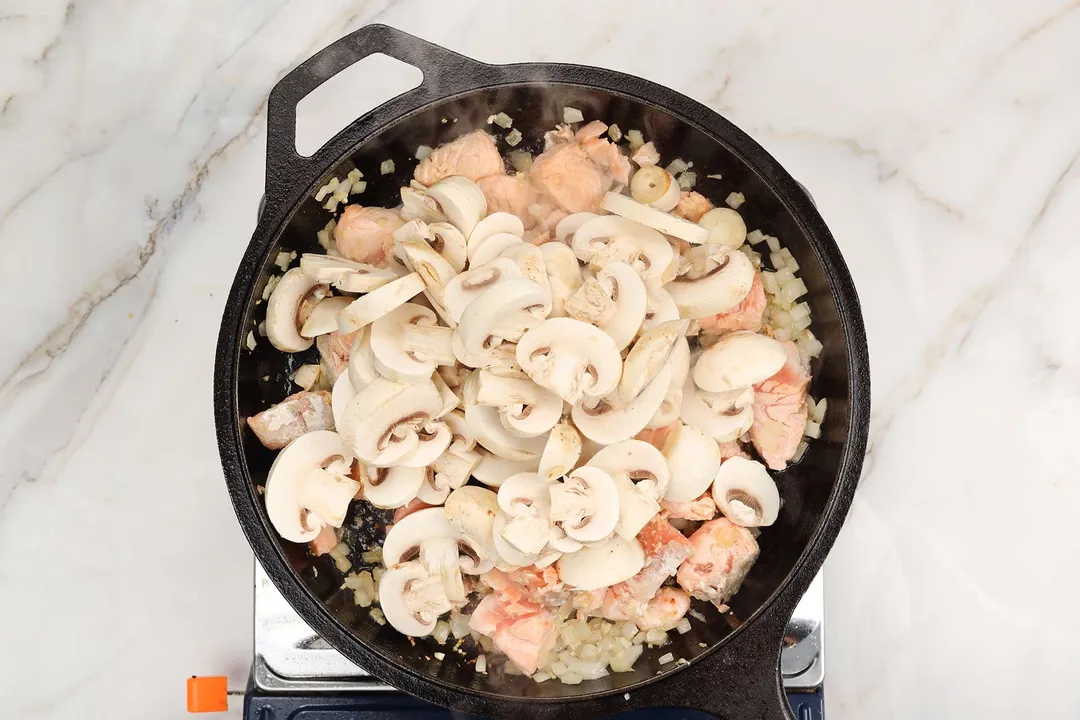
[2,1,1078,718]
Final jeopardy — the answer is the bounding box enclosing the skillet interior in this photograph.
[233,83,853,700]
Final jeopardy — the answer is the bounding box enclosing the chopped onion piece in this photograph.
[658,653,675,665]
[492,112,513,128]
[760,271,779,296]
[608,124,622,141]
[725,192,745,208]
[770,251,786,270]
[333,555,352,573]
[675,618,691,635]
[665,158,689,175]
[706,173,723,180]
[476,655,487,674]
[369,608,386,625]
[563,106,584,123]
[246,331,256,351]
[415,145,433,161]
[766,235,782,253]
[351,180,367,195]
[508,150,533,172]
[346,168,363,182]
[433,621,451,645]
[805,420,821,439]
[505,129,523,146]
[626,129,644,150]
[746,229,766,245]
[677,171,697,189]
[433,651,446,661]
[315,178,339,202]
[780,248,799,272]
[275,251,295,271]
[532,672,551,683]
[380,159,395,175]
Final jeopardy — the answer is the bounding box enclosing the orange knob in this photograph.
[186,676,229,713]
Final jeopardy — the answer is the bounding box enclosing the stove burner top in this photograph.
[252,561,823,694]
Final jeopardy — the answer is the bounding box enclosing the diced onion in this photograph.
[804,420,821,439]
[760,271,779,296]
[415,145,433,161]
[746,229,766,245]
[380,159,395,174]
[769,251,786,270]
[677,171,697,189]
[351,180,367,195]
[533,671,551,683]
[246,331,256,351]
[780,248,799,272]
[675,618,691,635]
[665,158,689,175]
[508,150,533,172]
[608,124,622,141]
[369,608,386,625]
[766,235,782,253]
[476,655,487,674]
[725,192,745,208]
[658,653,675,665]
[505,129,523,147]
[563,107,584,123]
[493,112,513,128]
[626,129,644,150]
[645,629,668,646]
[433,621,451,645]
[434,651,446,661]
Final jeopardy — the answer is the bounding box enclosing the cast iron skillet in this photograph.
[215,23,870,720]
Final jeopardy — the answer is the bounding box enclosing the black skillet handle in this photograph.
[263,24,489,205]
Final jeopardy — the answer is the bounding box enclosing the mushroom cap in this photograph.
[618,320,686,406]
[595,262,648,351]
[415,467,452,505]
[611,474,661,540]
[443,258,523,323]
[556,535,645,591]
[440,409,476,453]
[712,456,781,527]
[554,212,599,244]
[666,249,755,319]
[401,185,447,224]
[370,303,441,384]
[444,485,500,568]
[469,232,523,267]
[397,421,452,468]
[475,369,562,438]
[471,450,540,488]
[331,371,357,430]
[539,241,584,318]
[586,439,670,499]
[693,331,787,393]
[467,211,525,259]
[570,215,673,285]
[497,472,552,518]
[265,430,357,543]
[427,175,487,238]
[571,362,671,445]
[338,377,442,466]
[266,268,323,352]
[462,372,545,461]
[394,236,458,325]
[549,466,620,543]
[428,222,468,273]
[661,423,722,502]
[379,561,439,637]
[680,377,754,443]
[382,507,456,566]
[456,278,550,358]
[648,335,691,429]
[337,272,426,334]
[300,296,352,338]
[641,284,680,332]
[516,318,623,405]
[358,464,425,509]
[538,419,582,482]
[698,207,747,250]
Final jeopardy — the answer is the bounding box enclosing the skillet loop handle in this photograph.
[264,24,486,201]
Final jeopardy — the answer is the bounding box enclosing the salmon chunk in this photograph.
[661,493,718,521]
[529,142,611,213]
[333,206,404,266]
[698,273,766,333]
[672,191,714,223]
[471,572,560,674]
[750,341,810,470]
[677,518,759,608]
[604,517,693,619]
[246,391,334,450]
[414,130,505,186]
[477,174,538,227]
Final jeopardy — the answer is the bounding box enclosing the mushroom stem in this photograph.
[402,573,454,621]
[401,323,456,366]
[420,537,466,604]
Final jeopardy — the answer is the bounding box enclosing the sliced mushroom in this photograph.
[516,318,623,404]
[292,363,324,391]
[556,535,645,591]
[471,450,540,488]
[430,371,460,417]
[266,268,326,352]
[400,184,447,224]
[398,420,452,469]
[461,371,546,461]
[300,254,399,293]
[661,423,722,502]
[666,249,754,319]
[680,378,754,443]
[712,456,780,527]
[698,207,747,250]
[586,439,670,500]
[538,419,582,482]
[600,191,709,245]
[428,222,468,273]
[347,327,379,392]
[357,463,425,509]
[554,211,599,244]
[539,242,584,318]
[431,446,481,494]
[443,258,522,323]
[648,335,691,429]
[444,486,500,573]
[618,320,686,406]
[693,331,787,393]
[265,430,359,543]
[338,377,442,466]
[596,261,647,351]
[475,368,562,438]
[496,472,553,555]
[548,466,620,543]
[492,513,539,568]
[331,372,357,430]
[370,303,453,384]
[455,278,550,358]
[499,242,550,296]
[467,211,525,260]
[630,166,680,211]
[572,363,671,445]
[415,467,452,505]
[570,215,673,285]
[300,296,352,338]
[379,561,447,637]
[641,283,680,332]
[382,507,468,602]
[564,275,617,326]
[337,272,425,333]
[548,524,583,554]
[394,233,458,326]
[426,176,487,238]
[469,232,523,267]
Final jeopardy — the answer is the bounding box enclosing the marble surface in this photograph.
[2,0,1078,717]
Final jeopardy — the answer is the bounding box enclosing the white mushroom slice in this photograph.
[428,222,468,273]
[540,242,583,317]
[300,296,352,338]
[444,486,500,573]
[398,421,452,469]
[564,276,617,326]
[492,513,538,568]
[661,423,722,502]
[300,254,398,293]
[431,446,481,493]
[500,242,549,291]
[265,431,359,543]
[680,378,754,442]
[698,207,747,250]
[600,191,709,245]
[548,524,583,554]
[337,272,425,333]
[415,467,452,505]
[379,562,444,637]
[648,335,690,429]
[612,474,661,539]
[556,535,645,591]
[370,303,450,384]
[572,363,672,445]
[516,318,623,404]
[617,320,686,406]
[469,232,523,267]
[462,372,545,461]
[400,185,447,224]
[595,262,647,351]
[666,249,754,319]
[467,211,525,259]
[451,331,516,370]
[331,372,357,430]
[712,456,781,527]
[586,439,670,500]
[642,284,680,332]
[475,369,562,438]
[534,548,562,569]
[338,378,442,466]
[693,331,787,393]
[471,450,540,488]
[548,466,620,543]
[395,236,458,326]
[347,328,378,391]
[554,212,599,244]
[456,278,550,358]
[538,419,582,482]
[431,371,460,417]
[266,268,324,352]
[441,409,476,452]
[427,176,487,238]
[357,464,425,509]
[570,215,673,285]
[630,166,681,212]
[497,472,553,555]
[383,507,470,602]
[443,258,522,323]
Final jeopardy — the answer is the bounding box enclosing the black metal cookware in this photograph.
[215,24,870,720]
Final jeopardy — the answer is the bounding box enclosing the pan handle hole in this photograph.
[294,53,423,157]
